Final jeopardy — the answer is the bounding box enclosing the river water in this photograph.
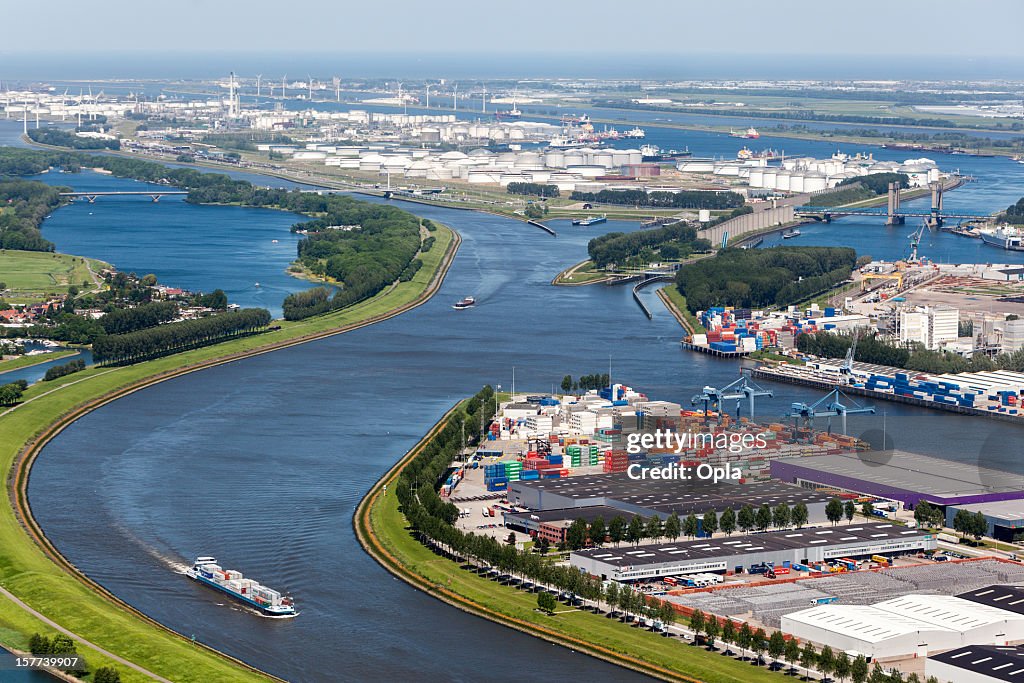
[14,120,1024,681]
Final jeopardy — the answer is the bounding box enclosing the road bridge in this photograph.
[59,191,188,203]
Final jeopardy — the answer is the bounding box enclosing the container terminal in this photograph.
[438,384,1024,680]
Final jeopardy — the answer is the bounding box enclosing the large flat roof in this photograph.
[773,451,1024,499]
[784,604,950,643]
[504,506,638,526]
[929,645,1024,682]
[874,594,1024,632]
[958,585,1024,616]
[950,500,1024,524]
[513,473,832,515]
[572,522,927,569]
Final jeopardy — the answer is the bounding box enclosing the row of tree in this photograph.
[27,127,120,150]
[92,308,271,365]
[676,246,856,313]
[0,178,68,251]
[506,182,559,198]
[43,358,86,381]
[688,610,925,683]
[98,301,179,335]
[559,374,610,393]
[796,330,1024,374]
[563,498,872,551]
[569,189,744,210]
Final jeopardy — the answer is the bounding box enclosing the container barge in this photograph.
[186,557,296,616]
[572,214,607,226]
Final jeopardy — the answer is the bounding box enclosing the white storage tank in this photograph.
[626,149,643,165]
[594,151,614,169]
[748,168,765,187]
[803,172,827,192]
[789,173,805,193]
[544,151,566,168]
[761,169,778,188]
[775,171,792,191]
[566,165,605,178]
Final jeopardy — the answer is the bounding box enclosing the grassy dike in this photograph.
[354,405,780,683]
[0,225,458,682]
[0,350,78,375]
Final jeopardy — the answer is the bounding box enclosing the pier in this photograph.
[751,365,1024,424]
[527,220,556,236]
[631,275,674,319]
[681,340,751,358]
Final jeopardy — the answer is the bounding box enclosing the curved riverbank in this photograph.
[354,401,782,683]
[0,225,458,682]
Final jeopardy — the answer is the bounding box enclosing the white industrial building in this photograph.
[898,305,960,350]
[927,644,1024,683]
[782,594,1024,661]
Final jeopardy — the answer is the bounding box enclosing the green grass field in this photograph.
[360,408,781,683]
[0,250,108,304]
[0,227,455,682]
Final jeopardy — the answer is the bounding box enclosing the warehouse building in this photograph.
[959,586,1024,615]
[509,473,833,523]
[771,452,1024,509]
[502,506,639,545]
[570,523,934,581]
[945,501,1024,543]
[927,644,1024,683]
[783,594,1024,661]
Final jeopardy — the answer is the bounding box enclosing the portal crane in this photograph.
[787,387,875,436]
[692,374,774,423]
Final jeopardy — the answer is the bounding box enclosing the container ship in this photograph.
[980,226,1024,251]
[572,214,607,226]
[186,557,296,616]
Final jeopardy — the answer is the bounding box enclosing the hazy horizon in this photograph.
[2,0,1022,81]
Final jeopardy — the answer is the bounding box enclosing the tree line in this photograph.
[0,178,68,251]
[676,246,856,314]
[562,501,817,551]
[560,373,610,393]
[796,330,1021,374]
[569,189,744,210]
[1003,196,1024,225]
[92,308,271,365]
[507,182,559,198]
[43,358,86,381]
[27,127,120,150]
[98,300,179,335]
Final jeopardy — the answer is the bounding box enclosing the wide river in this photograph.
[14,119,1024,681]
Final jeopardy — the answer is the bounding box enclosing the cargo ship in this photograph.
[641,144,691,161]
[782,228,801,239]
[453,295,476,310]
[186,557,296,616]
[730,127,760,139]
[572,214,607,226]
[980,226,1024,251]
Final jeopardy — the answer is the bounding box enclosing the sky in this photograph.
[3,0,1023,79]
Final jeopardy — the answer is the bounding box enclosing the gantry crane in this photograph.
[692,374,774,423]
[787,387,875,436]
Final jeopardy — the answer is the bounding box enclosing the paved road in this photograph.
[0,584,172,682]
